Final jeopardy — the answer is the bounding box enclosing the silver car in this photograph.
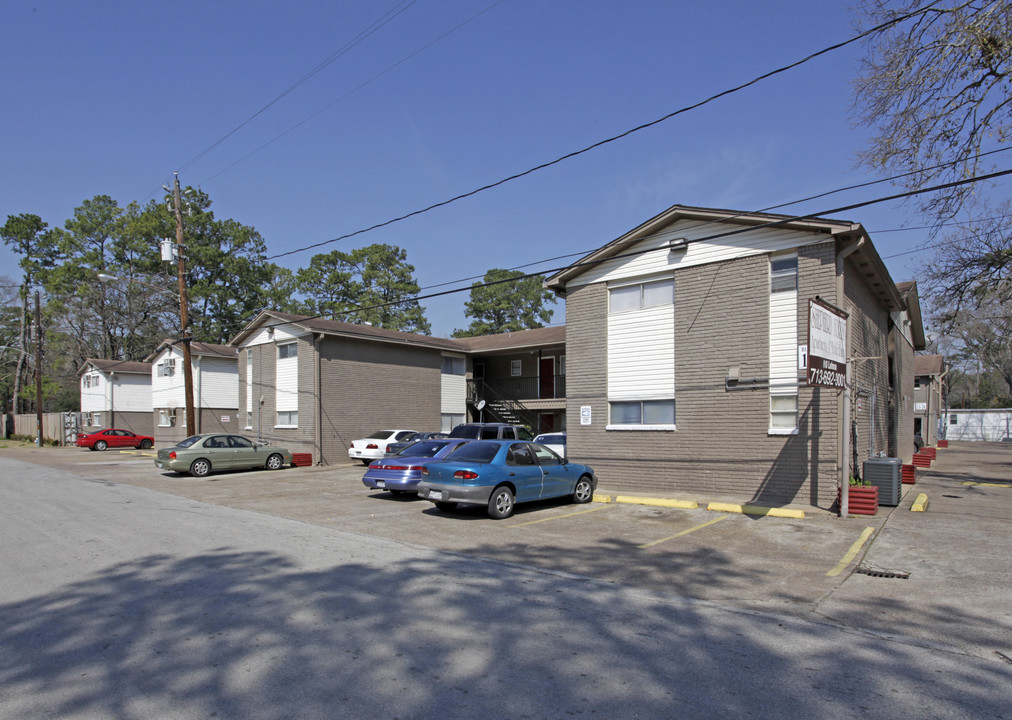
[155,433,293,477]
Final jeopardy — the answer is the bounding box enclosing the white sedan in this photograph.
[348,429,419,465]
[533,432,566,459]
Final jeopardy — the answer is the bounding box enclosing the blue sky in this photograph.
[0,0,976,337]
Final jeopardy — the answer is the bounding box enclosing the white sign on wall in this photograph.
[580,405,592,426]
[807,299,848,388]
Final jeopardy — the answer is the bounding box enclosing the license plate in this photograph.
[428,489,443,501]
[375,480,385,488]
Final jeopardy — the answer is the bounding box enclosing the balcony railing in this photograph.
[467,375,566,402]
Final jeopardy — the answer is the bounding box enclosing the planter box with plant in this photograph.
[838,476,878,516]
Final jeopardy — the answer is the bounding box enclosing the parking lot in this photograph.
[4,440,1010,661]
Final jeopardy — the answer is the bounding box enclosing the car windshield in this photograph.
[445,441,500,464]
[396,440,446,457]
[535,434,565,444]
[367,430,395,439]
[177,435,202,448]
[448,425,481,439]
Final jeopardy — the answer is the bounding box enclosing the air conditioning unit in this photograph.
[863,457,903,506]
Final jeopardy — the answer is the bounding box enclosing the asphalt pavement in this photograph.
[1,439,1009,666]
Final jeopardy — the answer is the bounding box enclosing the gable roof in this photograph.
[454,325,565,353]
[230,311,464,352]
[230,311,566,356]
[144,339,238,363]
[896,281,927,351]
[545,203,905,311]
[80,359,152,376]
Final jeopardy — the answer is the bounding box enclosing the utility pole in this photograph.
[172,173,197,436]
[34,290,43,447]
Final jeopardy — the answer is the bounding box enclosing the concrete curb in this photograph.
[707,501,806,519]
[593,493,805,518]
[911,493,929,512]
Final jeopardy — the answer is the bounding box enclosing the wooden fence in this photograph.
[1,412,82,445]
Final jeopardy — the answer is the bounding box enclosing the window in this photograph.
[441,356,465,375]
[278,342,297,359]
[158,358,176,377]
[91,412,103,426]
[277,410,298,427]
[769,253,798,433]
[770,255,798,292]
[607,277,676,430]
[770,395,798,430]
[441,413,464,432]
[609,278,674,313]
[245,411,253,429]
[609,400,676,427]
[158,409,175,427]
[950,415,958,425]
[511,359,522,376]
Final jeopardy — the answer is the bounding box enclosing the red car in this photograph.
[76,428,155,451]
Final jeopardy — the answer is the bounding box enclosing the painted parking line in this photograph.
[961,481,1012,488]
[638,514,729,549]
[511,504,610,527]
[826,526,875,577]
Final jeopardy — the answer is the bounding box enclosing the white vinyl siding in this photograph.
[80,372,104,413]
[569,220,825,290]
[245,349,253,429]
[441,354,467,415]
[81,367,151,413]
[276,341,298,424]
[607,278,675,429]
[769,253,798,433]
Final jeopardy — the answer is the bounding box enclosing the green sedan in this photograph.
[155,433,293,477]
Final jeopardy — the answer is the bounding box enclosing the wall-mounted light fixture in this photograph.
[667,238,688,253]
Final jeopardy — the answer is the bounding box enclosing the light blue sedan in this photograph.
[361,438,469,495]
[416,439,596,519]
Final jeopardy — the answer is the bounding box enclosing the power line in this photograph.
[198,0,507,188]
[144,1,419,201]
[266,2,942,261]
[261,166,1012,335]
[415,149,1012,294]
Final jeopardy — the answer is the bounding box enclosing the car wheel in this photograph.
[95,440,107,451]
[190,458,211,477]
[572,476,594,504]
[434,501,457,512]
[265,453,284,471]
[139,439,153,449]
[361,459,371,466]
[487,486,515,520]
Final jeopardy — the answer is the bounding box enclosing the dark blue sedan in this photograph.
[361,439,470,495]
[416,439,597,519]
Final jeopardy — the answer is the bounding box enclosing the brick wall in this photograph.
[844,262,892,472]
[318,336,442,465]
[566,243,847,509]
[238,337,316,456]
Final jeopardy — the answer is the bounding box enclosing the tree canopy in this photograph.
[452,269,556,338]
[296,244,430,334]
[854,0,1012,223]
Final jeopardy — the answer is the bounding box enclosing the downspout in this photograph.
[109,371,115,428]
[315,333,323,465]
[837,233,864,518]
[193,355,201,433]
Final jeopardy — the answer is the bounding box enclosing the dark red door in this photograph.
[539,358,555,399]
